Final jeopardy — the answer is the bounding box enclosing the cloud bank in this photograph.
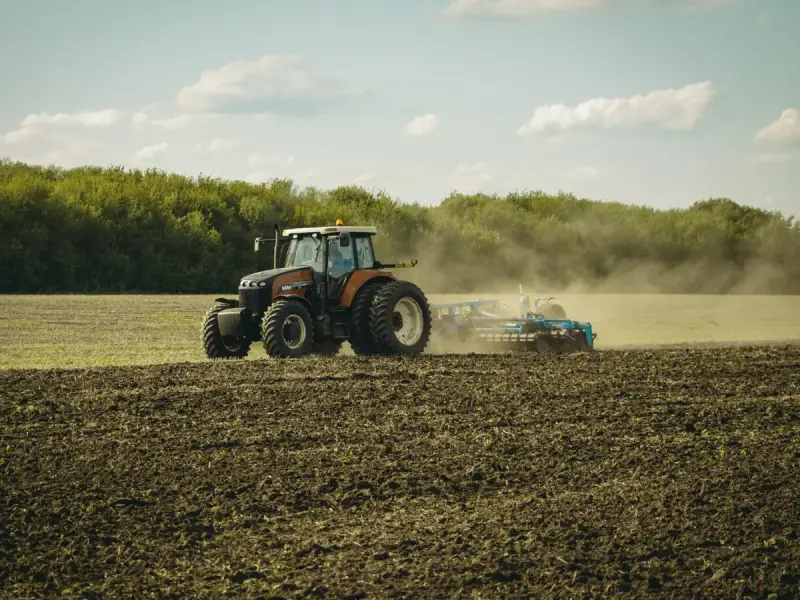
[176,54,367,116]
[517,81,717,135]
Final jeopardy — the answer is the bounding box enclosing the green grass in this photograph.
[1,293,800,370]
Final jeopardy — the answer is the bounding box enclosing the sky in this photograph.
[1,0,798,216]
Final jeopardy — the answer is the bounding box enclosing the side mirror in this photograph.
[339,232,351,247]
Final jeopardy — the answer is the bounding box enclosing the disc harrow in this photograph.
[431,288,596,353]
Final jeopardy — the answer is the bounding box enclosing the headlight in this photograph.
[258,281,267,287]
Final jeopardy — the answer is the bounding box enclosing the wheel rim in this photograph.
[222,336,244,352]
[392,297,424,346]
[282,315,307,349]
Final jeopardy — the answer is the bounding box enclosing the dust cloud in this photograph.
[373,223,800,353]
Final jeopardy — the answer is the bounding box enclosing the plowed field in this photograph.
[2,347,799,598]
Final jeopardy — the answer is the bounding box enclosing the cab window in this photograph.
[327,237,355,279]
[354,236,375,269]
[285,235,324,273]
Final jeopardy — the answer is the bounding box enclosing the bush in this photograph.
[1,158,798,294]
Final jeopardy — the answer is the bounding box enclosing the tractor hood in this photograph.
[238,266,313,290]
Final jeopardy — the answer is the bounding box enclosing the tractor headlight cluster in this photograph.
[240,280,267,288]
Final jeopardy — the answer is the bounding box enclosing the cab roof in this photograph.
[282,225,377,236]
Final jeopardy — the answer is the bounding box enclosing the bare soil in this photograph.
[2,346,799,598]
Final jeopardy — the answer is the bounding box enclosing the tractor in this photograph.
[201,220,431,359]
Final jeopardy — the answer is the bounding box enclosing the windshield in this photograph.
[284,235,324,272]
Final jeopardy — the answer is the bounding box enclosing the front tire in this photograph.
[201,303,251,359]
[262,299,314,358]
[368,281,431,356]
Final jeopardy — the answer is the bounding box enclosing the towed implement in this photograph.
[431,287,596,353]
[201,220,431,359]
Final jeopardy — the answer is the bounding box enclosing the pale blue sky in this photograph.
[1,0,798,216]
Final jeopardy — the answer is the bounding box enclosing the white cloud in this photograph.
[353,172,377,185]
[753,109,800,144]
[442,0,736,18]
[517,81,716,135]
[197,139,240,152]
[176,54,366,116]
[677,0,737,9]
[245,169,315,185]
[444,0,604,18]
[451,162,495,192]
[403,114,439,136]
[248,153,294,166]
[133,142,168,161]
[4,128,39,144]
[154,115,192,130]
[132,105,193,130]
[4,109,123,143]
[26,141,101,167]
[20,110,121,128]
[745,153,790,165]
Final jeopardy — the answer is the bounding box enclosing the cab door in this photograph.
[326,235,357,303]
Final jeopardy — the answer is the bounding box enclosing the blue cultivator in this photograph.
[431,287,596,353]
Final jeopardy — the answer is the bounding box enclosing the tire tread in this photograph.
[262,299,314,358]
[201,303,250,359]
[348,280,388,356]
[368,280,431,356]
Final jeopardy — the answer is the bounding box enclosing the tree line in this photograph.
[1,158,798,294]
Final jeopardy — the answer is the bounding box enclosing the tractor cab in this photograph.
[275,222,379,312]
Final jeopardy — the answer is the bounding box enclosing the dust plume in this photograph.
[369,202,800,353]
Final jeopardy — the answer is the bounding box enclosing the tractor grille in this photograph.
[239,288,269,315]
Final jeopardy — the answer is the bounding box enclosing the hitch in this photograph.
[377,259,418,268]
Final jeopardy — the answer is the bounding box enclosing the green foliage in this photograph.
[1,158,799,294]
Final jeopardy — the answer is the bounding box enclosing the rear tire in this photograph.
[262,299,314,358]
[201,303,251,359]
[368,281,431,356]
[348,279,388,356]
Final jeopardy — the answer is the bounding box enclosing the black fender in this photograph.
[273,294,315,315]
[214,297,239,307]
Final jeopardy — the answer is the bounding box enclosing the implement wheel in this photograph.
[368,281,431,356]
[262,299,314,358]
[540,302,566,319]
[201,303,251,359]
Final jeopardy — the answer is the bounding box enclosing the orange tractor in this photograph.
[201,221,431,359]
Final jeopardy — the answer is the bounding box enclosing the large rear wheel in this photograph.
[348,279,388,356]
[201,303,251,359]
[368,281,431,356]
[261,299,314,358]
